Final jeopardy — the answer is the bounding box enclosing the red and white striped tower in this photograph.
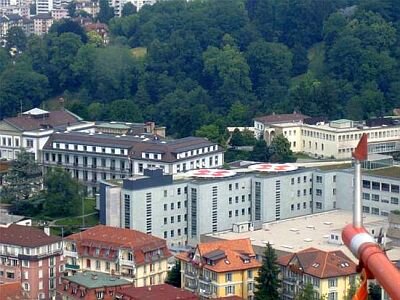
[342,134,400,300]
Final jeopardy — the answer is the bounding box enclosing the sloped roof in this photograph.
[277,247,357,279]
[0,224,61,247]
[66,225,171,265]
[254,112,309,125]
[4,109,81,131]
[177,239,261,273]
[117,284,198,300]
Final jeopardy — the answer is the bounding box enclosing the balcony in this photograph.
[119,259,135,267]
[199,288,212,297]
[185,280,197,290]
[63,250,79,258]
[184,270,196,278]
[65,264,80,270]
[199,275,211,283]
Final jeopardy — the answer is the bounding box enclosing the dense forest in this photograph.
[1,0,399,139]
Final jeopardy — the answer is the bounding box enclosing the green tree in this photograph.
[87,31,104,47]
[230,129,244,147]
[345,280,358,300]
[6,26,27,52]
[269,134,296,163]
[98,0,114,23]
[195,124,222,144]
[66,1,77,18]
[250,140,269,162]
[296,283,314,300]
[165,261,181,288]
[1,149,42,203]
[107,99,143,122]
[43,168,83,217]
[0,47,10,73]
[122,2,136,16]
[254,243,281,300]
[50,19,88,43]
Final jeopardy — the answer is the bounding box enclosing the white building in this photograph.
[0,108,90,161]
[42,132,223,194]
[100,164,400,248]
[254,113,400,159]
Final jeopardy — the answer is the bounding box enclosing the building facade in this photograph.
[0,224,64,300]
[254,114,400,159]
[177,239,261,299]
[0,108,88,161]
[277,248,358,300]
[63,225,171,287]
[42,132,223,194]
[100,164,400,247]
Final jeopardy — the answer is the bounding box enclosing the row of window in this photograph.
[363,180,399,193]
[228,207,251,218]
[53,143,127,155]
[1,136,20,147]
[363,193,399,204]
[176,155,220,172]
[291,202,309,211]
[163,228,187,238]
[163,214,187,224]
[178,145,217,159]
[163,201,187,211]
[228,195,251,204]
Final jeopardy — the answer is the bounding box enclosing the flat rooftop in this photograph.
[63,271,130,288]
[204,210,400,262]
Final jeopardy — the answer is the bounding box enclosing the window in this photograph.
[371,194,379,202]
[371,207,379,215]
[363,193,370,200]
[164,204,167,211]
[225,285,235,295]
[363,180,371,189]
[391,197,399,205]
[316,176,322,183]
[23,283,30,291]
[229,211,232,218]
[177,215,181,222]
[225,273,232,282]
[96,260,100,269]
[316,189,322,196]
[247,270,253,279]
[164,231,167,238]
[316,202,322,209]
[164,190,168,197]
[328,278,337,287]
[6,272,14,279]
[392,185,399,193]
[328,292,338,300]
[363,206,370,213]
[372,182,380,190]
[26,139,33,148]
[164,217,167,225]
[171,216,174,224]
[177,188,181,195]
[382,183,390,192]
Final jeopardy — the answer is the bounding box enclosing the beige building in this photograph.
[63,225,172,287]
[177,238,261,299]
[254,113,400,159]
[277,248,358,300]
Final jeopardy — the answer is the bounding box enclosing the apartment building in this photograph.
[277,248,358,300]
[254,113,400,159]
[32,13,54,35]
[43,131,223,194]
[63,225,172,287]
[0,224,64,300]
[0,108,89,161]
[176,239,261,299]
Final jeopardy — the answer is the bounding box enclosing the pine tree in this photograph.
[254,243,281,300]
[296,282,314,300]
[1,149,42,203]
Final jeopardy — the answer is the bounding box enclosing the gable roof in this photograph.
[0,224,61,247]
[177,239,261,273]
[254,112,309,125]
[4,109,82,131]
[66,225,171,265]
[277,247,357,279]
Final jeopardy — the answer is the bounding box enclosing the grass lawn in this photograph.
[132,47,147,58]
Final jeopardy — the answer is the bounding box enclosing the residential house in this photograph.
[0,224,64,299]
[176,239,261,299]
[277,248,358,300]
[32,13,54,35]
[63,225,172,287]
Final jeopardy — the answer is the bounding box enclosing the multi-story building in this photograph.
[42,131,223,194]
[32,13,54,35]
[63,225,172,287]
[110,0,156,16]
[0,224,64,299]
[176,238,261,299]
[0,13,24,42]
[100,162,400,247]
[277,248,358,300]
[0,108,90,160]
[254,113,400,159]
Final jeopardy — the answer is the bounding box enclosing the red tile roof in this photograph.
[0,224,61,247]
[116,284,198,300]
[177,239,261,273]
[254,112,309,125]
[4,110,81,131]
[0,282,24,300]
[277,247,357,279]
[66,225,171,265]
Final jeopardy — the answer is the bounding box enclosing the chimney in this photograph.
[44,226,50,236]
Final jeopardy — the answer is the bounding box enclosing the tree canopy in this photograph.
[1,0,400,142]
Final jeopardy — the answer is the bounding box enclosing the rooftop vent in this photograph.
[304,238,313,242]
[323,222,333,225]
[290,228,300,232]
[281,245,294,249]
[312,263,320,268]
